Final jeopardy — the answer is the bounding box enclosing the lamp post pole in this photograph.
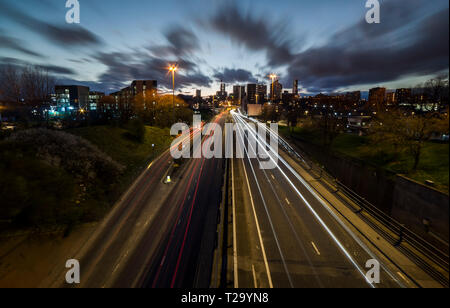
[169,64,178,123]
[270,74,277,104]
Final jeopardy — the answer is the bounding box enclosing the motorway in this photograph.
[46,112,226,288]
[230,110,405,288]
[45,108,418,288]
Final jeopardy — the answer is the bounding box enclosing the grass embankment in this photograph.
[68,125,174,204]
[69,125,172,175]
[280,126,449,193]
[0,125,173,234]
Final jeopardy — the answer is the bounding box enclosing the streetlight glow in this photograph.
[269,73,278,104]
[168,64,178,122]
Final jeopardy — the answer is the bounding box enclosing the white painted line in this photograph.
[232,112,377,288]
[397,271,409,284]
[252,264,258,288]
[311,242,321,256]
[232,157,239,289]
[241,158,274,288]
[236,121,293,288]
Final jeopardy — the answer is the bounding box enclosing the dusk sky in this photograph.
[0,0,448,96]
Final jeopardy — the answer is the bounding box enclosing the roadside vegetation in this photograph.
[280,126,449,192]
[0,124,173,235]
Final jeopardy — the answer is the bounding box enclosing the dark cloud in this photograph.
[0,1,102,48]
[213,68,257,83]
[207,0,448,92]
[0,31,43,57]
[148,26,200,59]
[39,65,76,75]
[93,50,212,93]
[207,2,294,67]
[286,4,449,92]
[0,56,76,76]
[55,78,107,93]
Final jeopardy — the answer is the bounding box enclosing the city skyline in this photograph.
[0,0,448,96]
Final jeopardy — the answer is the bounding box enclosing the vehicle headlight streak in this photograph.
[231,110,404,288]
[246,114,405,287]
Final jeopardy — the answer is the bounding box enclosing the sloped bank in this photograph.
[282,133,449,246]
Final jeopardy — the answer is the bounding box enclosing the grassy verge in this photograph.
[68,124,174,201]
[68,125,172,174]
[280,126,449,192]
[0,125,173,234]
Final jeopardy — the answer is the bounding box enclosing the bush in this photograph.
[0,128,124,230]
[126,118,146,143]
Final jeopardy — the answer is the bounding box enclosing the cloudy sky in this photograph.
[0,0,448,95]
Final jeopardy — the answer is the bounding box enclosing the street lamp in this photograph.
[269,74,277,104]
[169,64,178,123]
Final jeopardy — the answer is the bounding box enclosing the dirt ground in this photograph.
[0,223,97,288]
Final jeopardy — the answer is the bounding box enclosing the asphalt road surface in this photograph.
[231,110,403,288]
[49,113,226,288]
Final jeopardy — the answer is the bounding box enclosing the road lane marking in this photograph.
[236,118,294,288]
[241,158,274,288]
[271,174,275,180]
[285,198,290,205]
[397,271,409,284]
[311,242,321,256]
[252,264,258,288]
[232,157,239,288]
[232,113,378,288]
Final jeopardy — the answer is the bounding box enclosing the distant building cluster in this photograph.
[51,85,104,117]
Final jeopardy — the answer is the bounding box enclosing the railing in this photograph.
[240,112,450,287]
[278,129,450,287]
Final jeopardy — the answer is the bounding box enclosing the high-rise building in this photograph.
[55,85,90,111]
[257,84,267,103]
[217,81,227,101]
[196,89,201,98]
[270,80,283,101]
[247,84,257,104]
[395,88,412,105]
[368,87,386,109]
[233,85,246,104]
[131,80,157,96]
[293,80,298,95]
[386,92,396,105]
[345,91,361,102]
[89,91,105,111]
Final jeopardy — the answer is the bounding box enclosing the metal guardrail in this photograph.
[289,143,449,287]
[259,120,450,287]
[333,180,449,287]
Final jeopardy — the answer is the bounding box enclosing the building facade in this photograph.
[54,85,90,112]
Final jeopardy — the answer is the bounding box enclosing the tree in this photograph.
[371,109,449,170]
[98,95,116,122]
[0,65,22,104]
[311,112,346,148]
[127,118,146,143]
[286,105,301,132]
[21,66,55,106]
[423,75,449,111]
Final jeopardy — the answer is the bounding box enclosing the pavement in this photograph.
[230,110,434,288]
[41,114,226,288]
